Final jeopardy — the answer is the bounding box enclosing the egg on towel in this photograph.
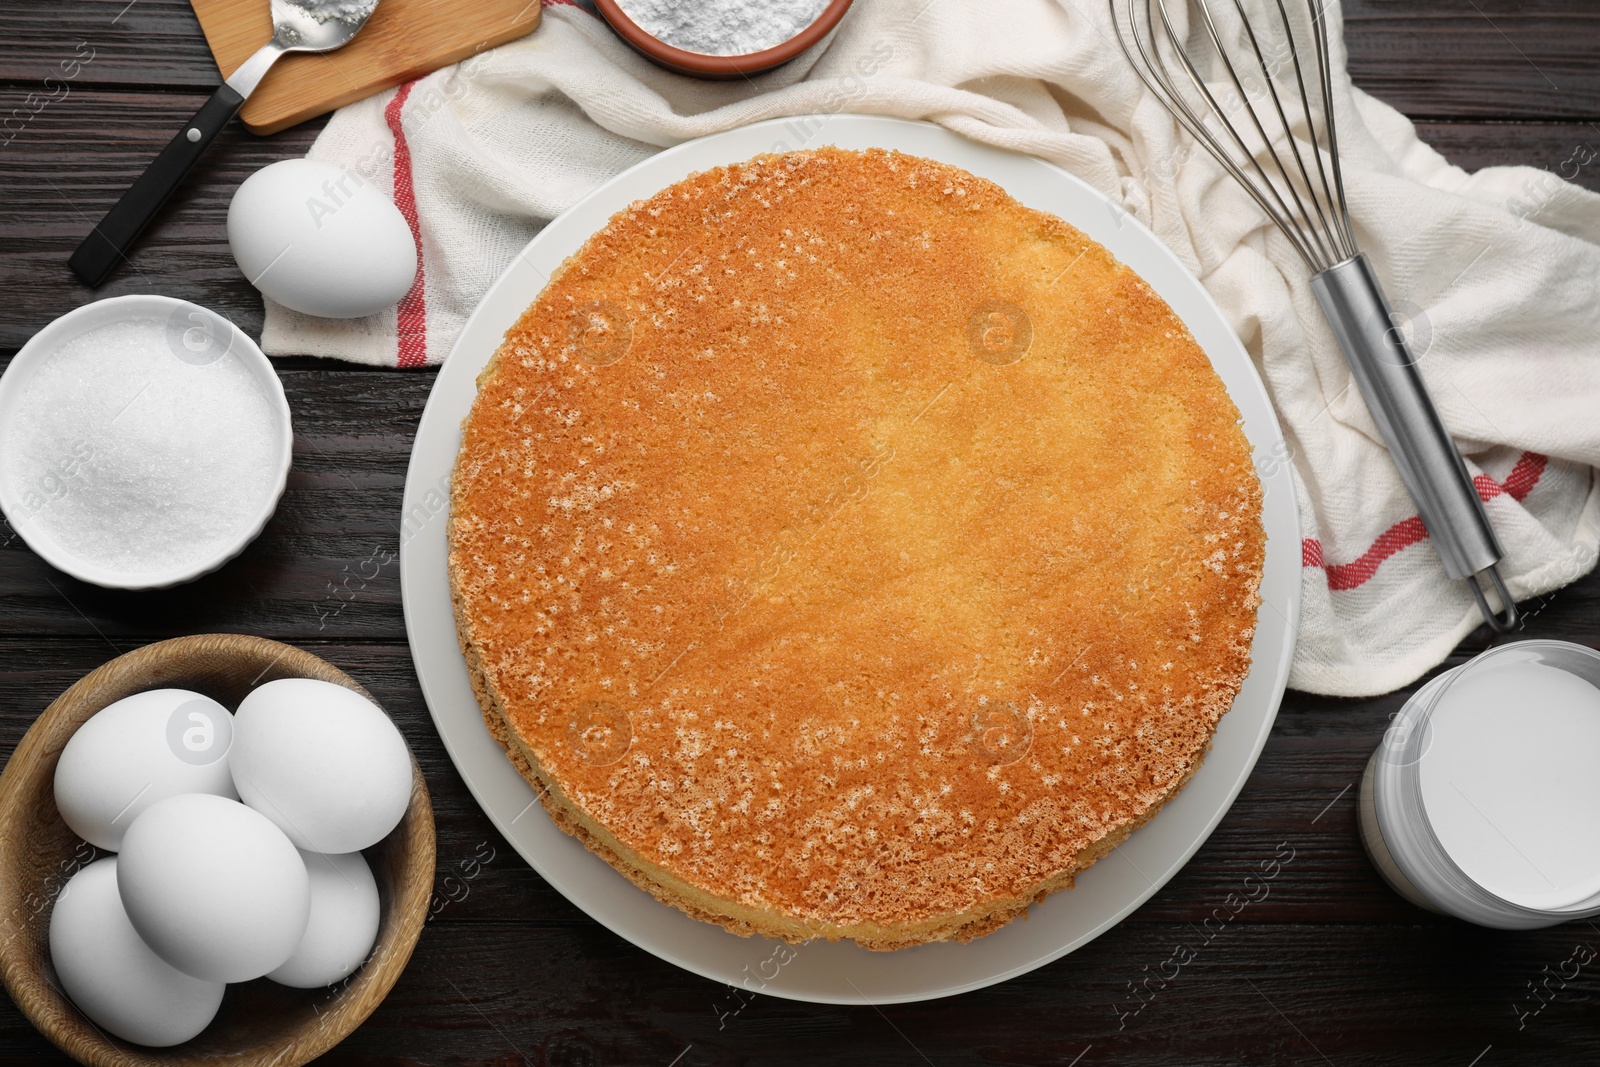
[227,158,417,319]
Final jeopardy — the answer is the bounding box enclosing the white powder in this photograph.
[300,0,378,24]
[616,0,831,56]
[1,319,285,580]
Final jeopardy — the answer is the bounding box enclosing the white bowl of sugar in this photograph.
[0,295,292,590]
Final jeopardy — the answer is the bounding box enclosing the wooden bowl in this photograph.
[0,634,436,1066]
[593,0,853,79]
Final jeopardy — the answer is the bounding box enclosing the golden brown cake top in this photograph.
[450,147,1262,930]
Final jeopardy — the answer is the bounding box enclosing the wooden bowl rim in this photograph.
[0,634,436,1067]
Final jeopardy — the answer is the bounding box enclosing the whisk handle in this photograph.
[1310,254,1505,583]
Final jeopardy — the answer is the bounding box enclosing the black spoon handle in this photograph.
[68,83,245,287]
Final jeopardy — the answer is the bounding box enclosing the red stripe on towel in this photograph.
[1302,452,1547,591]
[386,81,427,369]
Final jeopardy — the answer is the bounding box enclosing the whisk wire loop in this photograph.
[1306,0,1358,254]
[1114,0,1357,272]
[1243,0,1350,263]
[1195,0,1339,266]
[1127,1,1315,264]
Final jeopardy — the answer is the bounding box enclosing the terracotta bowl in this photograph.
[594,0,854,78]
[0,634,435,1067]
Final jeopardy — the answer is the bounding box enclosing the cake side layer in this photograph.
[452,587,1227,949]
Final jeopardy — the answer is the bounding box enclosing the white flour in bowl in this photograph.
[615,0,831,56]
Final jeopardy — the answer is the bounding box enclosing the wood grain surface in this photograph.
[189,0,540,134]
[2,1,1600,1064]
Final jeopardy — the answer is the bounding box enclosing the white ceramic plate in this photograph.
[401,115,1300,1005]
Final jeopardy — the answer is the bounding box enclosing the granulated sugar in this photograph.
[1,318,284,579]
[616,0,830,56]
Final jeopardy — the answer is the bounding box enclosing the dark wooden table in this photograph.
[4,2,1600,1063]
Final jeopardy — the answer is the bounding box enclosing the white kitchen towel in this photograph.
[262,0,1600,697]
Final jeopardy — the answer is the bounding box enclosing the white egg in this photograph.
[53,688,237,851]
[227,158,417,319]
[267,850,380,988]
[118,793,310,983]
[49,858,225,1047]
[231,678,412,853]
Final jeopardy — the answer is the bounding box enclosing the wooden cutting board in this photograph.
[190,0,542,135]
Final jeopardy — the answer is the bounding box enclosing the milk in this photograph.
[1418,661,1600,911]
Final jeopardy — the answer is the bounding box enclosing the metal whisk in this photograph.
[1110,0,1517,631]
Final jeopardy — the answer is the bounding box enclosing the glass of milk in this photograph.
[1361,640,1600,928]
